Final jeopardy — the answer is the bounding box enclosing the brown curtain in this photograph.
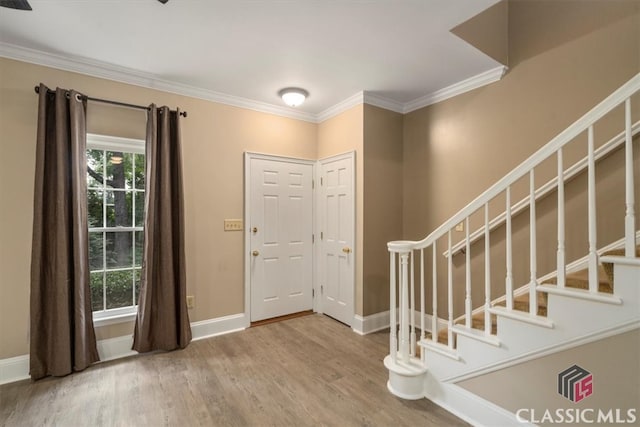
[133,105,191,352]
[30,84,100,380]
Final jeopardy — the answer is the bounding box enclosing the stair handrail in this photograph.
[395,72,640,252]
[444,120,640,257]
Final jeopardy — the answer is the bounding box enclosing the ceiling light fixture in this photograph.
[278,88,309,107]
[0,0,32,10]
[0,0,167,10]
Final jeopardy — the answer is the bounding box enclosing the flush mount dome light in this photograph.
[278,88,309,107]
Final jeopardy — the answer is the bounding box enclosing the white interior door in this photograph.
[248,156,314,322]
[318,153,355,326]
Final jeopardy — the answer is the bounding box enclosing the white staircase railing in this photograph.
[388,73,640,366]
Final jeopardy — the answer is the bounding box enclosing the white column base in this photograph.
[383,355,428,400]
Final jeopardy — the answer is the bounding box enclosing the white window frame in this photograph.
[87,133,145,327]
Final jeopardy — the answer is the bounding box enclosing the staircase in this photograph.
[384,74,640,425]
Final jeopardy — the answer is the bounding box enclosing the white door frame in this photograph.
[243,152,316,327]
[314,151,356,324]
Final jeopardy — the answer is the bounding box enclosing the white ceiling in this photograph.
[0,0,502,120]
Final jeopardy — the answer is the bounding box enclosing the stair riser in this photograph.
[423,262,640,383]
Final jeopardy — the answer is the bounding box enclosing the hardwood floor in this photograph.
[0,314,468,427]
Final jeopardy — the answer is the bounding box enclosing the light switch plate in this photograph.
[224,219,243,231]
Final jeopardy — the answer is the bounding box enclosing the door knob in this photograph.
[342,247,351,254]
[252,227,258,233]
[252,250,260,257]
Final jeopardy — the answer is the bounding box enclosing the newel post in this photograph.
[388,241,414,365]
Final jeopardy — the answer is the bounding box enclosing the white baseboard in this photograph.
[425,378,533,427]
[352,309,448,336]
[0,355,29,385]
[352,311,391,335]
[0,312,247,385]
[97,335,136,362]
[191,313,247,341]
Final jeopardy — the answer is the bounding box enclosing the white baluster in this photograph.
[390,252,397,363]
[447,230,454,349]
[410,251,416,357]
[432,241,438,343]
[400,251,410,363]
[484,203,491,335]
[529,169,538,315]
[557,148,566,289]
[588,126,598,292]
[420,248,425,361]
[625,98,636,257]
[465,217,472,328]
[505,186,514,311]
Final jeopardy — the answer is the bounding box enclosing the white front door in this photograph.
[248,156,314,322]
[318,153,355,326]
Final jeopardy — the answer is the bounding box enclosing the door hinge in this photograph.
[312,288,315,297]
[320,231,323,240]
[321,285,324,293]
[320,177,323,186]
[312,234,315,244]
[312,179,315,189]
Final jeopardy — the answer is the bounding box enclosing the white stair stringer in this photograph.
[423,260,639,384]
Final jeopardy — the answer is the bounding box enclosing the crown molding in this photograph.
[0,42,317,123]
[362,93,405,114]
[316,91,364,123]
[1,42,507,123]
[403,65,508,114]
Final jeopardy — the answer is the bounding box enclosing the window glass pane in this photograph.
[106,269,134,309]
[135,191,145,227]
[89,232,104,270]
[105,191,132,228]
[135,154,145,189]
[87,140,144,314]
[106,151,129,189]
[87,149,105,188]
[90,272,104,312]
[106,231,133,268]
[134,231,144,267]
[87,190,104,228]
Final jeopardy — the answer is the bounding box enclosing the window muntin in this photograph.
[87,134,144,319]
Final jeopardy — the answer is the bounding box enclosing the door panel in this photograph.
[250,158,313,322]
[319,155,354,325]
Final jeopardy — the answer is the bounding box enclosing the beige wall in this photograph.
[363,105,403,315]
[317,105,365,315]
[2,0,639,363]
[403,0,640,317]
[0,57,317,358]
[459,328,640,425]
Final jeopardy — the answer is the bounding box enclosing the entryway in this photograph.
[244,152,355,326]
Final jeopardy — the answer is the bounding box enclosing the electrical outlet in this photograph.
[224,219,243,231]
[186,295,195,309]
[455,222,464,232]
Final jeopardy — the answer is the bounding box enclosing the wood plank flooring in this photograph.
[0,314,467,427]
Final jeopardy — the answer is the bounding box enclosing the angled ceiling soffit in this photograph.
[451,0,509,67]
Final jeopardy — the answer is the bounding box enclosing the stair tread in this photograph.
[422,244,638,353]
[601,247,640,284]
[542,276,613,293]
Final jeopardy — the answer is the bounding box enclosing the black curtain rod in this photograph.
[34,86,187,117]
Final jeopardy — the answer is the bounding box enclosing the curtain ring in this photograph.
[75,93,82,102]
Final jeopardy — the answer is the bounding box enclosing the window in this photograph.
[86,134,145,321]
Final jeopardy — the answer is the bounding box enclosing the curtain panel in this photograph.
[30,84,100,380]
[133,105,191,352]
